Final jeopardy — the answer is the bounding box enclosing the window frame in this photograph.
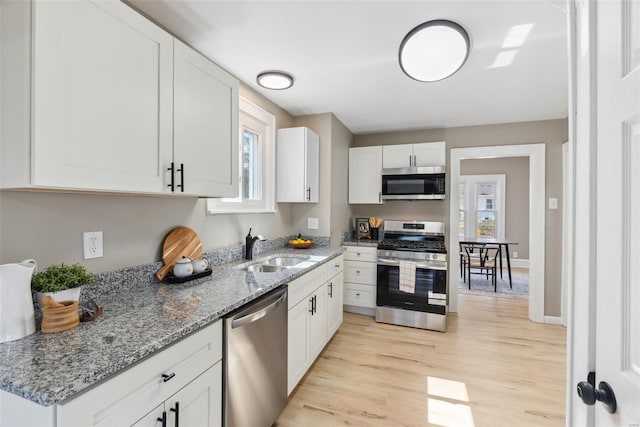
[459,174,506,239]
[206,98,276,214]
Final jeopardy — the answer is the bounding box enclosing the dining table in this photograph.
[459,237,519,288]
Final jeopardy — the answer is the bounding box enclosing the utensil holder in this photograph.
[41,300,79,333]
[371,227,379,240]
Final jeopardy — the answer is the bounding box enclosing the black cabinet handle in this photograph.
[329,282,333,298]
[313,295,317,314]
[167,162,175,192]
[177,163,184,193]
[170,402,180,427]
[307,187,311,201]
[162,372,175,382]
[157,410,167,427]
[309,297,314,314]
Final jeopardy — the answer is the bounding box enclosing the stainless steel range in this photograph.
[376,220,447,332]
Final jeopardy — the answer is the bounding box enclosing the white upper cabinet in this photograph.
[0,0,238,197]
[276,127,319,203]
[382,142,446,168]
[348,146,383,204]
[173,39,238,197]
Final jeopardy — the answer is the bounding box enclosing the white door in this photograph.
[307,288,328,362]
[413,141,446,166]
[287,298,309,394]
[32,0,173,193]
[167,364,222,427]
[348,146,383,204]
[593,0,640,424]
[326,272,344,337]
[173,39,239,197]
[382,144,413,168]
[305,130,320,202]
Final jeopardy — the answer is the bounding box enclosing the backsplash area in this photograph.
[80,235,329,301]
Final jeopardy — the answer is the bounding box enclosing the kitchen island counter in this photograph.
[0,246,342,407]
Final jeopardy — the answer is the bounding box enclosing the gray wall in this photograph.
[0,84,296,272]
[461,157,530,259]
[351,118,567,317]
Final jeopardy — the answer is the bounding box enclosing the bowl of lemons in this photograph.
[289,234,314,249]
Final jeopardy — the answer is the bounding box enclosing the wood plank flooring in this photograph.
[277,293,566,427]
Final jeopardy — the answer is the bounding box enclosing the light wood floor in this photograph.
[277,293,566,427]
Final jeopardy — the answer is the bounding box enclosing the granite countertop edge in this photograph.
[0,247,344,407]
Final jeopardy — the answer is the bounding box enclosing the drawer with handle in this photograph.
[344,283,376,308]
[342,246,377,262]
[328,255,344,277]
[344,260,376,285]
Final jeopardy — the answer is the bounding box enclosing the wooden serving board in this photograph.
[155,226,203,281]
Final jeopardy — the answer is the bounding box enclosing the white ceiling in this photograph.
[129,0,568,135]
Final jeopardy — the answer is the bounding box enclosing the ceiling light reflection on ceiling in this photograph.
[256,71,294,90]
[488,50,518,68]
[399,20,470,82]
[501,23,534,48]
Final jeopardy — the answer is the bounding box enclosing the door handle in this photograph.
[167,162,175,192]
[307,187,311,201]
[157,411,167,427]
[177,163,184,193]
[329,282,333,297]
[577,374,617,414]
[170,402,179,427]
[231,289,287,328]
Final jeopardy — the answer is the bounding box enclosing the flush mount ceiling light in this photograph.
[256,71,294,90]
[399,19,470,82]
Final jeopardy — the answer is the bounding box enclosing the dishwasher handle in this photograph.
[231,288,287,329]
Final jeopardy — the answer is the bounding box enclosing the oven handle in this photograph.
[377,257,448,271]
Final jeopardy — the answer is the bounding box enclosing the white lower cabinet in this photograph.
[133,364,221,427]
[287,255,344,395]
[56,321,222,427]
[342,246,377,311]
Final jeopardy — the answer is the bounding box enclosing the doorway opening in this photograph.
[449,143,546,323]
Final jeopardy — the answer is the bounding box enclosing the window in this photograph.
[206,98,276,213]
[459,175,505,239]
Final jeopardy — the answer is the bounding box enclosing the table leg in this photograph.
[505,244,513,288]
[498,244,503,278]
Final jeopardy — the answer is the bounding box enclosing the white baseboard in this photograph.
[505,258,529,269]
[544,315,564,325]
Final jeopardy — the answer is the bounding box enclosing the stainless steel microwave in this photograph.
[381,166,446,200]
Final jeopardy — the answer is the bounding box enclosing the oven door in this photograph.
[376,257,447,314]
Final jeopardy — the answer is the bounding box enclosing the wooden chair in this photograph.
[463,244,501,291]
[461,243,485,287]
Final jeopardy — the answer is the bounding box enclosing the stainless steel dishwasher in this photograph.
[224,286,288,427]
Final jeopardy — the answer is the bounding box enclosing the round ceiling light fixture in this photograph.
[399,19,470,82]
[256,71,294,90]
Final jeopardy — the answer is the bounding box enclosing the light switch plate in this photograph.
[307,217,319,229]
[548,198,558,209]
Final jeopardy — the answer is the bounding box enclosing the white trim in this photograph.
[544,315,564,325]
[509,258,529,269]
[206,98,276,214]
[449,143,546,324]
[561,141,572,328]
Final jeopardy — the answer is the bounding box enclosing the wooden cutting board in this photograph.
[155,226,203,281]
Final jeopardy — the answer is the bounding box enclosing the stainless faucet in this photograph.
[245,228,266,260]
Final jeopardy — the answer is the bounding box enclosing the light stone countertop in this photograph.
[0,246,343,407]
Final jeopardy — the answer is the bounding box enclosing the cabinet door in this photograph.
[326,272,344,338]
[277,127,319,203]
[287,298,310,394]
[32,0,173,192]
[348,146,383,204]
[305,130,320,202]
[308,288,327,362]
[413,141,446,167]
[167,363,222,427]
[132,403,166,427]
[174,39,239,197]
[382,144,413,168]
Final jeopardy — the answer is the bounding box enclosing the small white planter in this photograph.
[39,287,81,303]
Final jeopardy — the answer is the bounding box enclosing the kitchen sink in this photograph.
[236,254,311,273]
[246,264,287,273]
[265,256,305,267]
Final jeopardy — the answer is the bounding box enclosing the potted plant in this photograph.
[31,263,95,302]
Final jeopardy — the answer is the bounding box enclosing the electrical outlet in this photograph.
[307,217,319,230]
[513,251,519,258]
[83,231,104,259]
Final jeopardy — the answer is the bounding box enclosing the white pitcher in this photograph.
[0,259,37,343]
